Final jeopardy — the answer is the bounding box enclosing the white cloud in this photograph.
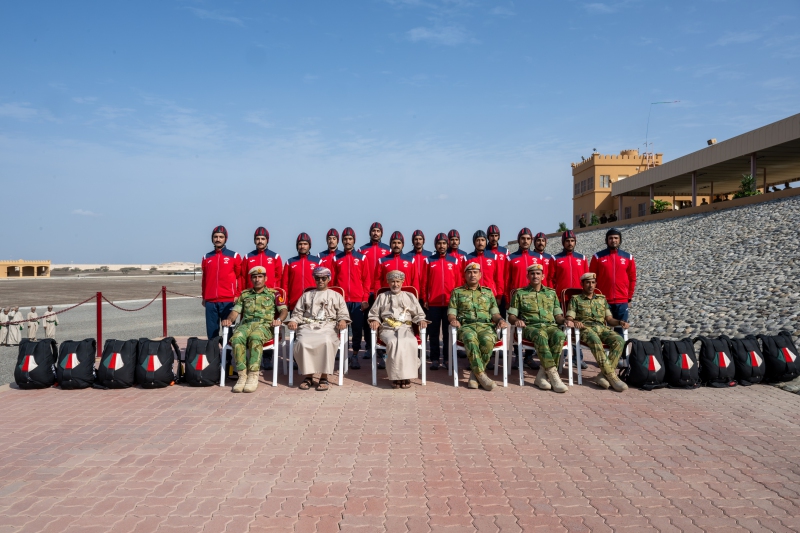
[490,6,515,16]
[72,97,98,104]
[712,31,761,46]
[96,106,134,120]
[244,111,273,129]
[407,25,474,46]
[304,74,319,82]
[0,102,56,122]
[185,7,244,26]
[584,3,615,14]
[72,209,98,216]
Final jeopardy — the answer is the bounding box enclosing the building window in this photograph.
[624,206,631,219]
[638,202,647,217]
[581,180,586,193]
[600,175,611,188]
[574,183,580,196]
[618,175,628,181]
[588,177,594,190]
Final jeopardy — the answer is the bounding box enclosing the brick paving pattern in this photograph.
[2,354,800,532]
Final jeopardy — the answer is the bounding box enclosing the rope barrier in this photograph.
[101,291,162,312]
[3,295,97,326]
[164,289,202,299]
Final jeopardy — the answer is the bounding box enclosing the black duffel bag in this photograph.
[182,336,221,387]
[694,336,737,387]
[619,337,667,390]
[56,338,97,389]
[95,339,139,389]
[661,338,700,389]
[15,339,58,389]
[721,334,766,386]
[136,337,181,388]
[757,330,800,383]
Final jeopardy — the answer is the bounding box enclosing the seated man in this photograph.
[564,272,629,392]
[508,264,568,393]
[222,266,288,393]
[286,267,350,391]
[368,270,429,389]
[447,262,508,390]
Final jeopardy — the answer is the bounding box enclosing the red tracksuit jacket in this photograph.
[317,249,339,279]
[463,250,503,299]
[358,241,392,294]
[281,254,321,310]
[589,248,637,304]
[201,247,242,302]
[506,250,556,302]
[375,252,418,293]
[489,245,508,301]
[412,250,432,298]
[448,247,468,265]
[552,251,589,303]
[333,250,373,303]
[424,253,462,306]
[241,249,283,290]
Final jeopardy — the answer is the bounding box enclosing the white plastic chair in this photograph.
[514,326,570,387]
[448,324,508,387]
[285,286,349,387]
[220,324,282,387]
[369,286,427,386]
[565,327,629,385]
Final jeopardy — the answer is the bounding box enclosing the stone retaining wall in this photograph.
[533,195,800,340]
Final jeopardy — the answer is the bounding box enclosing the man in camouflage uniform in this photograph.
[507,264,568,393]
[222,266,288,393]
[447,262,508,390]
[564,272,629,392]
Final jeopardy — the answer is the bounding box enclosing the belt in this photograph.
[461,318,492,325]
[383,317,412,328]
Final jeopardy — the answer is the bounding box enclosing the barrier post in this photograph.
[96,292,102,359]
[162,286,167,337]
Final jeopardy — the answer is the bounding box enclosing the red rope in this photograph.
[3,295,97,325]
[101,291,161,312]
[164,289,202,299]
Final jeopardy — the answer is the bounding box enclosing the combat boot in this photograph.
[533,367,551,390]
[232,370,247,393]
[605,371,628,392]
[243,371,259,393]
[468,372,479,389]
[476,372,496,391]
[545,367,568,393]
[593,374,610,389]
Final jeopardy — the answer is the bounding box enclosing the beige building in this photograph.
[571,149,703,226]
[1,260,51,278]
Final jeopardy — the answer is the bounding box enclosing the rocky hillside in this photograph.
[528,195,800,340]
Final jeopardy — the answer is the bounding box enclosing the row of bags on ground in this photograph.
[621,331,800,390]
[14,337,223,390]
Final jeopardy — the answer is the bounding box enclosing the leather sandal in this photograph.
[299,377,314,390]
[392,380,400,389]
[402,380,411,389]
[316,378,329,391]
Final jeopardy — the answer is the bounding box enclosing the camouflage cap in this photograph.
[526,264,543,273]
[580,272,596,281]
[464,262,481,273]
[249,266,267,277]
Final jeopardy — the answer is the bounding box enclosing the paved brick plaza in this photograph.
[2,359,800,533]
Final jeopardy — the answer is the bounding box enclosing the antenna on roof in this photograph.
[644,101,680,168]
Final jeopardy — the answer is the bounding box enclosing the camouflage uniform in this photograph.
[508,286,565,370]
[230,288,287,372]
[448,286,499,374]
[566,293,623,374]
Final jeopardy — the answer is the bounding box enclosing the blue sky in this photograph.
[2,0,798,263]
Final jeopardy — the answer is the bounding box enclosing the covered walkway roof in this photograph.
[612,113,800,198]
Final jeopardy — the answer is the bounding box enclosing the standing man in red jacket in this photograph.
[447,229,468,264]
[589,228,636,335]
[532,232,556,288]
[411,229,431,298]
[552,229,589,369]
[242,227,283,290]
[282,233,321,311]
[424,233,462,370]
[201,225,242,339]
[335,227,373,369]
[358,222,391,357]
[375,231,416,291]
[486,225,508,314]
[318,228,340,275]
